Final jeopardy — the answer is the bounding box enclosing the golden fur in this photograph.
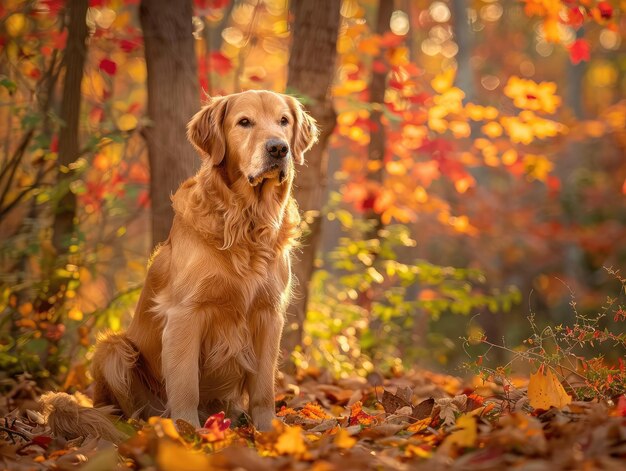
[91,90,318,430]
[39,392,128,443]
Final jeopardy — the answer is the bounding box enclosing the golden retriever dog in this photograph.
[90,90,318,431]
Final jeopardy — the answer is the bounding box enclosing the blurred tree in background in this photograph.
[0,0,624,388]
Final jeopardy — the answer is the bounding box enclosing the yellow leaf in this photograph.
[444,414,477,448]
[5,14,26,37]
[501,116,534,144]
[503,76,561,114]
[275,425,307,456]
[523,154,554,182]
[386,161,406,176]
[337,111,358,126]
[406,417,430,433]
[454,175,475,194]
[148,417,182,442]
[81,72,106,100]
[502,149,518,165]
[357,36,380,55]
[68,307,83,321]
[482,121,502,138]
[431,69,455,94]
[528,366,572,410]
[413,186,428,203]
[405,443,432,458]
[157,441,212,471]
[126,57,147,83]
[388,46,408,67]
[116,113,137,132]
[334,428,356,449]
[543,17,560,43]
[333,79,367,96]
[449,120,471,138]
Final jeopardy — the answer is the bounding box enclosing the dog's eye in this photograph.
[238,118,252,127]
[280,116,289,126]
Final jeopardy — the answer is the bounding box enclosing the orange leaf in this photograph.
[349,401,376,426]
[299,402,333,420]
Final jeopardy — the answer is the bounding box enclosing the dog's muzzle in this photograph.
[247,139,291,186]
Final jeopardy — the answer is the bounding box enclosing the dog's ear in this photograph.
[287,96,319,165]
[187,96,228,165]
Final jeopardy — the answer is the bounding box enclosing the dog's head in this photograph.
[187,90,319,187]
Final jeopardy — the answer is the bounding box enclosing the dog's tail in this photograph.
[91,330,140,412]
[39,392,128,444]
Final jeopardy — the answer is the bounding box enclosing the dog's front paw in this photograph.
[251,406,275,432]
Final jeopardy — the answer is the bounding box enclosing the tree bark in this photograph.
[450,0,475,103]
[364,0,393,241]
[280,0,341,362]
[140,0,200,247]
[43,0,88,375]
[52,0,88,253]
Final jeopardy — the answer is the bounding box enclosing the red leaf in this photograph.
[547,175,561,194]
[209,52,233,76]
[567,7,584,29]
[598,2,613,20]
[120,38,140,53]
[137,190,150,208]
[203,411,231,431]
[31,436,52,448]
[372,60,387,74]
[198,411,231,442]
[195,0,229,10]
[40,0,65,14]
[99,58,117,76]
[569,39,590,64]
[380,31,404,47]
[50,134,58,152]
[52,30,68,50]
[348,401,375,426]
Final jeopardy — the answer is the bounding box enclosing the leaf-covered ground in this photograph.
[1,369,625,470]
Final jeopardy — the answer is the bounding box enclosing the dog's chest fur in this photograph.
[156,224,290,398]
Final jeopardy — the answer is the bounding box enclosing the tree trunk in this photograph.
[44,0,88,375]
[140,0,200,247]
[364,0,393,241]
[280,0,341,362]
[52,0,88,253]
[450,0,475,102]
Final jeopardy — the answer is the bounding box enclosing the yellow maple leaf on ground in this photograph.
[157,441,212,471]
[528,365,572,410]
[275,424,307,457]
[333,428,357,449]
[443,414,477,448]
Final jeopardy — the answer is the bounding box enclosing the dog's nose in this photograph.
[266,139,289,159]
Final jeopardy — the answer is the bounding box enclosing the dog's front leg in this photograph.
[247,313,284,431]
[162,308,202,427]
